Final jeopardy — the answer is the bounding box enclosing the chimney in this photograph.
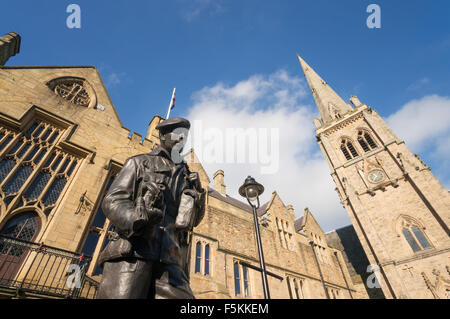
[213,170,226,196]
[0,32,21,66]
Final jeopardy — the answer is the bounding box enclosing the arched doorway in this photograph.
[0,212,41,284]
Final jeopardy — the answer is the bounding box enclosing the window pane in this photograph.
[8,138,24,155]
[3,164,33,195]
[25,122,39,137]
[0,135,13,152]
[51,156,63,171]
[195,242,201,273]
[32,125,44,138]
[42,177,67,207]
[204,244,210,275]
[25,171,51,200]
[412,226,431,249]
[0,159,16,181]
[41,128,52,141]
[43,153,56,168]
[402,228,421,252]
[67,161,77,176]
[0,212,40,242]
[59,158,70,173]
[234,263,241,296]
[17,142,31,159]
[47,131,59,144]
[243,266,249,297]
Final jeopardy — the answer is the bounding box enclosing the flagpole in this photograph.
[166,87,176,119]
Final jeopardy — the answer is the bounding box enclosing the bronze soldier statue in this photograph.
[96,117,205,299]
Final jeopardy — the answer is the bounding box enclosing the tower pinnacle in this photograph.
[297,55,353,125]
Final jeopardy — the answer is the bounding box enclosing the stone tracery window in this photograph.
[47,77,94,107]
[0,212,41,242]
[0,119,79,220]
[399,216,432,252]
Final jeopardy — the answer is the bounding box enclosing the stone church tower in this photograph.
[298,55,450,299]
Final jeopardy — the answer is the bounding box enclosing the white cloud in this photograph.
[386,95,450,156]
[181,73,450,232]
[181,0,225,22]
[386,94,450,189]
[406,77,430,91]
[106,73,121,87]
[184,70,351,232]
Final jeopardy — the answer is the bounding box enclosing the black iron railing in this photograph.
[0,234,99,299]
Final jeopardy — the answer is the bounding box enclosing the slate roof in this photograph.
[294,216,304,232]
[208,187,270,215]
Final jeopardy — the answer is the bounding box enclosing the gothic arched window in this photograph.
[0,119,79,220]
[0,212,41,242]
[357,130,377,152]
[340,138,359,161]
[399,216,432,252]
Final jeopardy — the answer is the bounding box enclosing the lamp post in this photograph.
[239,176,270,299]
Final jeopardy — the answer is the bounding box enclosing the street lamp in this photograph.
[239,176,270,299]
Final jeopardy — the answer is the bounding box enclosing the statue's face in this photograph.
[160,127,189,160]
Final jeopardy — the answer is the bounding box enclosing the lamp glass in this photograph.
[246,186,259,203]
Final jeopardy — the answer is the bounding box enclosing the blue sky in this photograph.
[2,0,449,231]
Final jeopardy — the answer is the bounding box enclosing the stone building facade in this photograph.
[297,55,450,299]
[0,32,370,299]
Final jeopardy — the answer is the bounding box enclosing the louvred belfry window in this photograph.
[357,130,377,153]
[340,138,359,161]
[0,119,79,219]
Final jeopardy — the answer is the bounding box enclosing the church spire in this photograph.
[297,54,353,124]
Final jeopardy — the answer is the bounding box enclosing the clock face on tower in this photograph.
[368,169,384,183]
